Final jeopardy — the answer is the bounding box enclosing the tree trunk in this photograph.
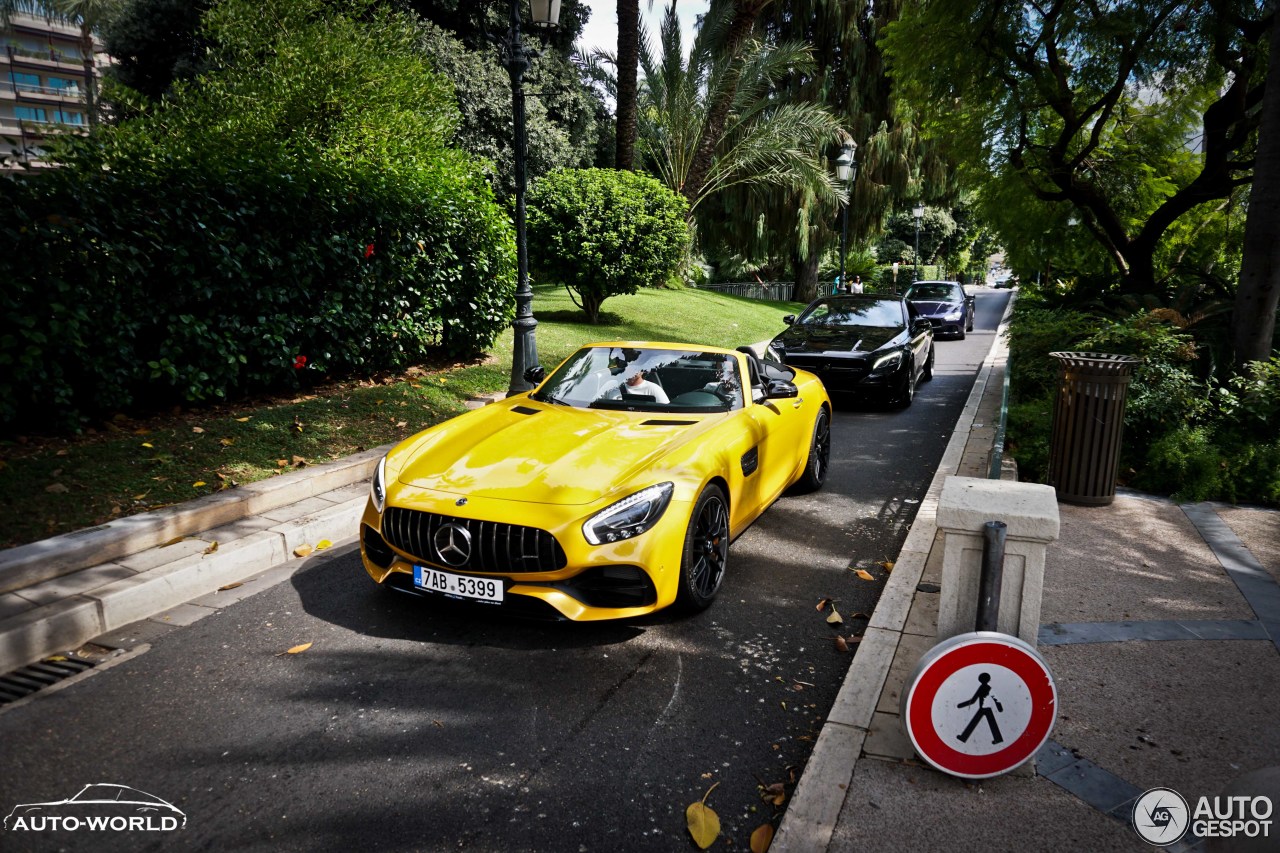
[614,0,639,170]
[81,23,96,129]
[1232,9,1280,367]
[792,246,820,304]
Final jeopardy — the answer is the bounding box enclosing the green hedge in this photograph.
[0,145,514,431]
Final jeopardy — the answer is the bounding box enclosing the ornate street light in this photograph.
[912,203,925,282]
[834,139,857,294]
[497,0,561,396]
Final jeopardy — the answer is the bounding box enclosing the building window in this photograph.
[11,72,41,92]
[48,76,81,95]
[53,109,84,125]
[15,106,47,122]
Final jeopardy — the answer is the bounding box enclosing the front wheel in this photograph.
[891,360,916,409]
[921,345,935,382]
[675,485,730,612]
[794,407,831,493]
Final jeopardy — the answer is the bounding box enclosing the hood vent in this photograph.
[641,419,697,426]
[511,406,540,416]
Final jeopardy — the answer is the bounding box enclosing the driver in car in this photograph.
[623,370,669,403]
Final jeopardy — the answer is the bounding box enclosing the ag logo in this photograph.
[1133,787,1189,845]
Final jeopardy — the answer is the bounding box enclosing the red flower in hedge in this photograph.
[294,355,307,370]
[364,243,375,258]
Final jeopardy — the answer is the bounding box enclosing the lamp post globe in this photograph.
[912,203,925,282]
[501,0,561,396]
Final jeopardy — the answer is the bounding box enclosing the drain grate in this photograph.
[0,656,97,705]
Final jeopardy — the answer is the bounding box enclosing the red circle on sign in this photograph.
[904,635,1056,778]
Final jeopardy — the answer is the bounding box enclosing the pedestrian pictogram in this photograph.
[956,673,1004,745]
[901,632,1056,779]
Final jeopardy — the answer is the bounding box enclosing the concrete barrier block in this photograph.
[269,498,365,554]
[0,596,104,673]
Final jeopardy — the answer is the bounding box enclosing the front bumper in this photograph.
[358,489,692,621]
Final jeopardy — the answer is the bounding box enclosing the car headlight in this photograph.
[370,455,388,513]
[871,351,904,373]
[944,310,962,321]
[583,482,675,545]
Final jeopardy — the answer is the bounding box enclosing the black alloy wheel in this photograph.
[676,485,730,611]
[891,357,916,409]
[795,407,831,492]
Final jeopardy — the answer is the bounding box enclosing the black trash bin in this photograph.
[1047,352,1142,506]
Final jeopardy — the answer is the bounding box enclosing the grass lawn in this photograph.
[0,284,803,548]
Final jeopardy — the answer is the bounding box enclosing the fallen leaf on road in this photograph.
[276,642,312,656]
[192,426,204,434]
[878,560,895,572]
[835,636,849,653]
[854,569,875,581]
[203,541,219,555]
[760,782,785,806]
[45,483,69,494]
[159,536,188,547]
[220,438,234,447]
[192,481,206,488]
[751,824,774,853]
[815,597,832,612]
[316,539,332,550]
[686,783,720,850]
[235,416,251,422]
[826,607,843,626]
[294,544,314,558]
[218,582,243,592]
[141,442,154,449]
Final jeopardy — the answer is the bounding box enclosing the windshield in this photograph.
[906,283,963,302]
[531,347,745,412]
[797,298,904,329]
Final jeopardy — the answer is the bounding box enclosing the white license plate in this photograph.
[413,565,504,604]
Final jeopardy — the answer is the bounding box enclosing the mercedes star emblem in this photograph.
[433,523,472,567]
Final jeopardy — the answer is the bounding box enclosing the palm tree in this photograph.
[636,3,844,217]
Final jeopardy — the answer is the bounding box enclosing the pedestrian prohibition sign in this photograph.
[900,631,1057,779]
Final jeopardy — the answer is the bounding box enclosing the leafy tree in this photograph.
[527,168,689,322]
[882,1,1273,354]
[100,0,209,103]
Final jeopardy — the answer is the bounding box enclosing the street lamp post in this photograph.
[913,203,925,282]
[498,0,561,396]
[834,140,857,294]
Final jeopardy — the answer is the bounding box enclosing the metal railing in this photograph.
[698,281,794,302]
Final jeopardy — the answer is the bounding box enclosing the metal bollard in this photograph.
[977,521,1007,632]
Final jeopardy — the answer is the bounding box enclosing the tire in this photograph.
[891,359,916,409]
[921,345,935,383]
[966,311,975,333]
[794,407,831,492]
[675,485,730,612]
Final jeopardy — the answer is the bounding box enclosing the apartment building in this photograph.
[1,0,106,169]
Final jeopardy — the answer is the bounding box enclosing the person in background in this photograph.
[851,275,863,294]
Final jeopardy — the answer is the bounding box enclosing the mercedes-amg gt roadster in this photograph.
[359,342,832,621]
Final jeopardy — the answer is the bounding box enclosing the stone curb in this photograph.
[771,298,1015,853]
[0,445,391,595]
[0,495,367,673]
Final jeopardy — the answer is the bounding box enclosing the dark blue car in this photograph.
[904,281,975,339]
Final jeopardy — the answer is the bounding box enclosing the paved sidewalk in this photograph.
[771,359,1280,849]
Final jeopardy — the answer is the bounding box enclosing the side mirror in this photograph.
[912,319,932,335]
[783,315,796,326]
[523,365,546,385]
[763,379,799,400]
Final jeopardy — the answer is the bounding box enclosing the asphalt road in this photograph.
[0,290,1012,853]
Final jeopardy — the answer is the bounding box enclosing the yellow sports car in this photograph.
[359,342,832,621]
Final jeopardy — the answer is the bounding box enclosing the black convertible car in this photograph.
[767,294,934,408]
[904,280,975,339]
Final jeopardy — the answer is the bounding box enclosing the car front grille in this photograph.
[381,506,568,574]
[787,357,870,382]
